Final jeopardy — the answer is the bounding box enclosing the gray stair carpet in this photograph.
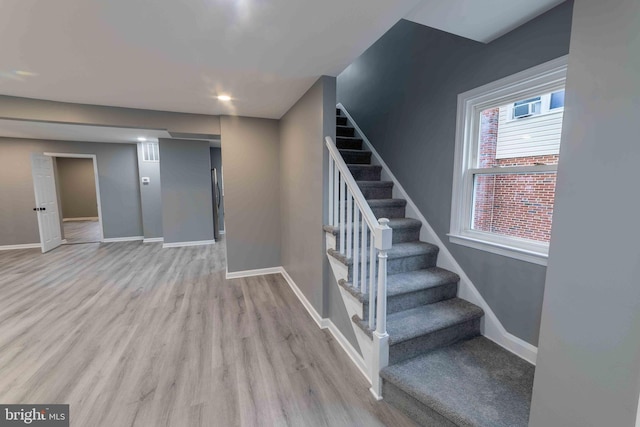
[326,110,535,427]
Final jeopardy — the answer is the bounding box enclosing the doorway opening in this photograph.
[55,156,102,244]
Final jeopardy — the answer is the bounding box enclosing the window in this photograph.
[142,142,159,162]
[450,56,568,265]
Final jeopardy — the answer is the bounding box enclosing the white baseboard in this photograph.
[143,237,164,243]
[101,236,144,243]
[279,267,370,382]
[338,103,538,365]
[0,243,41,251]
[225,266,282,280]
[63,217,99,222]
[162,239,215,249]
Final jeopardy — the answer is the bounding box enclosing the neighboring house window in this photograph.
[142,142,160,162]
[449,56,568,265]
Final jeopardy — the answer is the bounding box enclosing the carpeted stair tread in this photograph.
[381,337,535,427]
[328,241,438,267]
[347,164,382,180]
[337,267,459,303]
[367,198,406,208]
[356,180,393,188]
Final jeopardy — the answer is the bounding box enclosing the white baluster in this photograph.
[352,209,360,289]
[328,157,334,226]
[333,160,339,227]
[339,175,346,254]
[368,232,376,329]
[360,220,367,294]
[346,191,353,258]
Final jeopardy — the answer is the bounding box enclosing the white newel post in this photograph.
[370,218,392,400]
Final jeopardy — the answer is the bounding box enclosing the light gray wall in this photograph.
[0,95,220,135]
[136,143,163,239]
[209,147,225,232]
[56,157,98,218]
[278,77,360,348]
[529,0,640,425]
[0,138,142,245]
[337,1,574,345]
[220,116,281,273]
[159,139,214,244]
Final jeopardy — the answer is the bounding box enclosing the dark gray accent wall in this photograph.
[530,0,640,424]
[136,143,163,239]
[209,147,225,232]
[0,138,142,245]
[337,2,573,346]
[159,139,214,244]
[220,117,281,272]
[56,157,98,218]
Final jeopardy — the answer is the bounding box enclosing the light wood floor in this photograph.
[0,240,416,427]
[63,220,101,244]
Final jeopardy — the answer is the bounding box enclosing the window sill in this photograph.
[447,233,548,266]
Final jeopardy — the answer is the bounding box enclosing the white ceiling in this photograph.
[0,0,564,119]
[0,119,170,144]
[405,0,565,43]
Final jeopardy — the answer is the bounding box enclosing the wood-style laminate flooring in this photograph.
[63,220,101,244]
[0,239,417,427]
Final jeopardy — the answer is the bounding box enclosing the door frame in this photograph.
[44,152,105,242]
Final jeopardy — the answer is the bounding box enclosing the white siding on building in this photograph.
[496,106,564,159]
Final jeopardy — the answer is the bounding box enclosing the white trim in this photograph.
[63,217,99,222]
[338,103,538,365]
[162,239,215,249]
[279,267,370,382]
[45,152,105,242]
[449,56,567,266]
[142,237,164,243]
[448,234,548,266]
[0,243,41,251]
[225,266,283,280]
[219,230,225,235]
[101,236,144,243]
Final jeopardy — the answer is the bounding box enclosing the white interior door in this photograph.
[31,154,62,253]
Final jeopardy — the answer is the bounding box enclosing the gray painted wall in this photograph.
[136,143,163,239]
[337,1,574,345]
[56,157,98,218]
[220,116,281,273]
[209,147,225,232]
[0,95,220,135]
[159,139,214,244]
[529,0,640,425]
[0,138,142,245]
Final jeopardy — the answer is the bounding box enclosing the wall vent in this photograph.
[142,142,159,162]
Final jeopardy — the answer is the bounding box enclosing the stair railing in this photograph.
[326,136,392,397]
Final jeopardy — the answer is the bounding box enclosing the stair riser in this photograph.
[348,166,381,181]
[334,225,420,246]
[370,205,406,219]
[363,283,458,317]
[360,186,393,200]
[347,252,438,278]
[336,138,363,150]
[337,127,355,137]
[340,151,371,164]
[389,318,481,365]
[382,381,457,427]
[336,116,348,126]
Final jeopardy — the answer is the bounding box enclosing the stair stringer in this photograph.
[326,232,375,385]
[337,102,538,365]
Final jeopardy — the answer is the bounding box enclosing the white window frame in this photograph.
[449,56,568,266]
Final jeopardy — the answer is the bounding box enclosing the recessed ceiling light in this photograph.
[137,137,147,142]
[217,95,232,102]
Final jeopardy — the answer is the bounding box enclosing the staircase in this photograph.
[324,108,535,427]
